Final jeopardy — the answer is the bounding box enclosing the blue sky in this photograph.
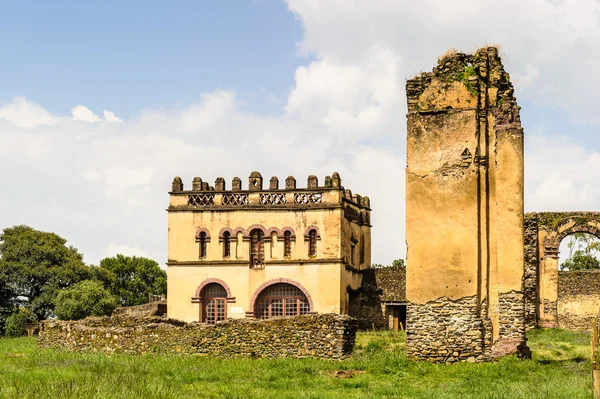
[1,0,308,117]
[1,0,599,265]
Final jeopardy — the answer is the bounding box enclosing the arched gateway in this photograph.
[523,212,600,329]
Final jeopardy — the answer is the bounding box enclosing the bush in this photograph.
[4,308,37,337]
[54,280,119,320]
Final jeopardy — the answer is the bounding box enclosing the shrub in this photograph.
[54,280,119,320]
[4,308,37,337]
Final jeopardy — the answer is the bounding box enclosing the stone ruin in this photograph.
[405,47,530,363]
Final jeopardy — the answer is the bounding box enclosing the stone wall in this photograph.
[557,271,600,331]
[523,213,539,330]
[374,267,406,302]
[406,296,491,363]
[355,269,386,330]
[38,314,357,359]
[112,301,167,318]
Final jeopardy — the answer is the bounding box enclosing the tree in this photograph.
[560,233,600,271]
[99,255,167,306]
[4,307,37,338]
[0,225,92,320]
[54,280,119,320]
[371,258,405,268]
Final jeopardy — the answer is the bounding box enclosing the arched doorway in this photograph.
[254,283,311,319]
[200,283,227,324]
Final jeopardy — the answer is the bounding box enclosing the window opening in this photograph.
[255,283,310,319]
[284,231,292,258]
[308,229,317,257]
[250,229,264,267]
[199,232,207,259]
[223,231,231,258]
[201,283,227,324]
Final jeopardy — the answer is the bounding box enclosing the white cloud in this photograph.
[103,110,123,123]
[286,0,600,124]
[72,105,101,122]
[0,97,59,128]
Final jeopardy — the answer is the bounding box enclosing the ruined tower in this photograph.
[405,47,529,362]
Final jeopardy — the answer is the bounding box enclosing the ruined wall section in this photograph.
[406,47,527,363]
[38,314,357,359]
[523,213,539,330]
[558,271,600,331]
[527,212,600,328]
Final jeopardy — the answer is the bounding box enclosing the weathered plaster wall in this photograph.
[558,271,600,331]
[38,314,357,359]
[406,47,527,363]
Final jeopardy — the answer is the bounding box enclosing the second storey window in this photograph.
[308,229,317,257]
[250,229,264,267]
[284,231,292,258]
[223,231,231,258]
[199,232,208,258]
[360,235,365,264]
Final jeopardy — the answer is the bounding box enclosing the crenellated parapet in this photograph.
[169,171,371,224]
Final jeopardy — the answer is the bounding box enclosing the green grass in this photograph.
[0,329,592,399]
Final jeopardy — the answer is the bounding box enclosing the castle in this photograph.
[166,172,371,323]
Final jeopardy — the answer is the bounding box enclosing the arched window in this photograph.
[199,232,207,258]
[250,229,264,267]
[284,231,292,258]
[255,283,310,319]
[223,231,231,258]
[308,229,317,257]
[201,283,227,324]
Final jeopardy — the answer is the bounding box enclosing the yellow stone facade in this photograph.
[166,172,371,323]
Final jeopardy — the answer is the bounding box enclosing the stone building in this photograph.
[374,266,406,331]
[166,172,372,323]
[405,47,529,362]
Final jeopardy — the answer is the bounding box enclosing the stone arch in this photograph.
[266,227,282,236]
[244,224,267,237]
[280,226,296,238]
[248,278,314,317]
[544,224,600,258]
[525,212,600,330]
[231,226,245,236]
[192,278,235,303]
[219,227,234,239]
[304,225,320,239]
[195,227,211,240]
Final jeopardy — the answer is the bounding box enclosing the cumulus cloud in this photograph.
[0,97,59,128]
[103,110,123,123]
[286,0,600,124]
[1,0,600,268]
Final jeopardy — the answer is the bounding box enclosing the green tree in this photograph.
[54,280,119,320]
[4,307,37,338]
[371,258,405,268]
[560,233,600,271]
[0,225,92,320]
[99,255,167,306]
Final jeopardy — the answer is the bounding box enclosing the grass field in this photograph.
[0,329,592,399]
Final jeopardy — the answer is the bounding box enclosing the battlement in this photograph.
[168,171,371,212]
